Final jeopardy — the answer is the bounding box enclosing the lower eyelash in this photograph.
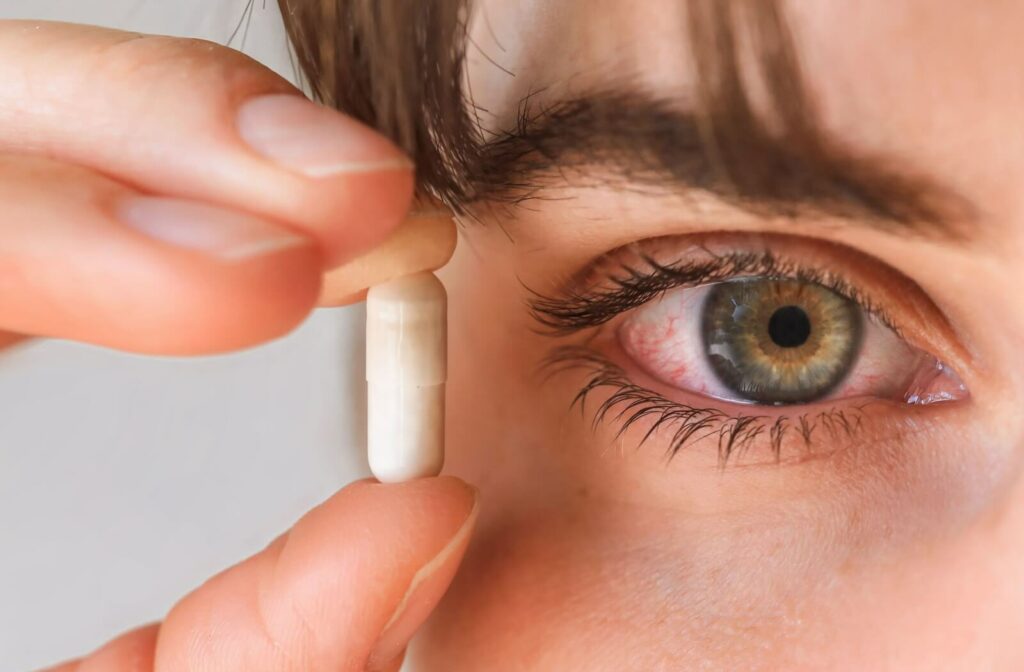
[542,345,869,466]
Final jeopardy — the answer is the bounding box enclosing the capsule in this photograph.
[365,271,447,482]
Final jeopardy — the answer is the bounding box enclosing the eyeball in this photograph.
[619,277,966,406]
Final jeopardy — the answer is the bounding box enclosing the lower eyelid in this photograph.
[544,344,965,466]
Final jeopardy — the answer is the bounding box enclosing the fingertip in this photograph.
[311,166,416,267]
[338,476,479,528]
[318,209,457,306]
[233,93,417,267]
[364,481,479,668]
[153,476,478,672]
[0,158,328,355]
[239,163,414,271]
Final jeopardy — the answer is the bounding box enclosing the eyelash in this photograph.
[542,345,873,466]
[530,246,909,465]
[529,248,901,337]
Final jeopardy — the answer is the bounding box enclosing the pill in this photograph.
[365,271,447,482]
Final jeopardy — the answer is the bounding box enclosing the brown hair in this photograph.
[279,0,479,208]
[277,1,958,227]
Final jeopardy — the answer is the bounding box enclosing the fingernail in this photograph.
[117,196,311,261]
[237,94,413,178]
[366,490,480,670]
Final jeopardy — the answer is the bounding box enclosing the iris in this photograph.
[701,278,863,404]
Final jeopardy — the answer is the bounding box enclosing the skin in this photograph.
[4,20,472,672]
[414,1,1024,670]
[17,2,1024,670]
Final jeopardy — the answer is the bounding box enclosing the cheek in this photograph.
[414,439,1024,671]
[433,233,1024,671]
[413,463,1024,671]
[439,233,573,502]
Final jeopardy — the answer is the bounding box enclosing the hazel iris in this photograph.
[701,278,863,404]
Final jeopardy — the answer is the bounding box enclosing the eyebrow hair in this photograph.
[279,0,973,239]
[467,89,974,238]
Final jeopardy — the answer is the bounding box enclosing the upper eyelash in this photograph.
[528,248,900,336]
[542,345,869,466]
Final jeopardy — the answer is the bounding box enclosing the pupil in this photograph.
[767,305,811,348]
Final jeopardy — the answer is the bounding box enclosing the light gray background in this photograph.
[0,2,368,669]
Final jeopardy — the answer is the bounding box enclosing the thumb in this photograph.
[44,477,478,672]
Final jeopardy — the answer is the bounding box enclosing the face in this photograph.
[412,2,1024,669]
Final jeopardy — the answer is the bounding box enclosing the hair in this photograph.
[276,0,826,213]
[284,0,992,243]
[278,0,478,208]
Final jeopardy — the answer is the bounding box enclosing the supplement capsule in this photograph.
[365,271,447,482]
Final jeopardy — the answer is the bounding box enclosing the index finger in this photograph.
[0,21,414,266]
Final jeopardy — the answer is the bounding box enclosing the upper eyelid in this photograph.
[528,247,902,338]
[528,254,715,333]
[529,250,755,333]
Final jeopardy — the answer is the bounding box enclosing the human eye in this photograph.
[531,232,970,463]
[623,275,963,407]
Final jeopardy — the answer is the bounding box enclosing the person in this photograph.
[16,0,1024,669]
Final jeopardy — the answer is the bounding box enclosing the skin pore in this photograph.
[406,1,1024,670]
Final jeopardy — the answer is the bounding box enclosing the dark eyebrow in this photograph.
[467,90,974,238]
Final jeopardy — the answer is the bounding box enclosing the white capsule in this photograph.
[366,271,447,482]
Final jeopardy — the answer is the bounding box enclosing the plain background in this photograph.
[0,2,369,669]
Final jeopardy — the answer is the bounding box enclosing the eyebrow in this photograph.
[466,90,974,239]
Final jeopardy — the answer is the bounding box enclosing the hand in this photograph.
[0,20,464,671]
[42,477,478,672]
[0,21,413,355]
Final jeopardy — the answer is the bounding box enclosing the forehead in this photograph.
[468,0,1024,250]
[467,0,691,127]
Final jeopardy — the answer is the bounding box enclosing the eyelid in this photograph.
[542,344,911,466]
[529,231,970,377]
[533,232,974,466]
